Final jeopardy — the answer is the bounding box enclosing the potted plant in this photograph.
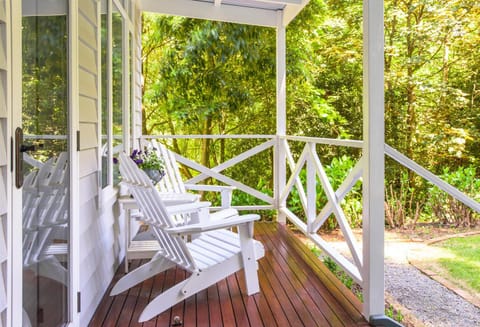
[116,148,165,184]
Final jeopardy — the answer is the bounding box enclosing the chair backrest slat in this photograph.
[151,140,186,194]
[119,153,197,271]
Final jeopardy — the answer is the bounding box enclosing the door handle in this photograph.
[15,127,23,188]
[20,144,36,153]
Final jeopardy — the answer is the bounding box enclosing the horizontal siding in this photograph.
[0,170,5,217]
[79,0,96,21]
[0,121,5,166]
[79,172,98,206]
[79,69,97,99]
[79,96,97,123]
[0,73,5,118]
[78,13,96,49]
[80,122,98,150]
[0,2,5,22]
[0,25,5,70]
[79,148,98,178]
[79,193,124,326]
[79,41,97,74]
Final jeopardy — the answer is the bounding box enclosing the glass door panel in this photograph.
[21,1,70,325]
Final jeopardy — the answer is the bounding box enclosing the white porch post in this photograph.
[362,0,386,324]
[275,11,287,223]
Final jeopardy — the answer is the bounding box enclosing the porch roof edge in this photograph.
[139,0,310,27]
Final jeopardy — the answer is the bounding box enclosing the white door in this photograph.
[12,1,71,326]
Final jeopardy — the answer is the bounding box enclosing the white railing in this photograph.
[140,134,480,288]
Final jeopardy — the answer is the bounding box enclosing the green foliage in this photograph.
[22,15,68,159]
[321,255,361,301]
[287,155,362,230]
[426,166,480,226]
[129,149,165,171]
[435,235,480,293]
[385,304,404,323]
[141,0,480,229]
[385,168,426,228]
[230,178,275,221]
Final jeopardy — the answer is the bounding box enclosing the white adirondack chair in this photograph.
[23,152,69,286]
[112,152,264,322]
[150,139,235,209]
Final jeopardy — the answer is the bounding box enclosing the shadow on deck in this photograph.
[89,222,370,326]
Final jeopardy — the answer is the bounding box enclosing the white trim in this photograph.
[282,0,310,25]
[261,0,302,4]
[144,134,275,140]
[9,0,23,325]
[69,0,80,324]
[107,0,113,186]
[97,0,104,204]
[22,0,68,17]
[113,0,134,31]
[362,0,385,320]
[141,0,279,28]
[283,135,363,148]
[276,12,286,136]
[122,6,130,152]
[275,12,287,223]
[306,143,316,232]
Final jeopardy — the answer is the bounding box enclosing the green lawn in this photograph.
[434,235,480,293]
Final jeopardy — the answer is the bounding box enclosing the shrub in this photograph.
[425,166,480,227]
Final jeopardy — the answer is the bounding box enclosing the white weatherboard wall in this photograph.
[0,1,8,325]
[77,1,126,325]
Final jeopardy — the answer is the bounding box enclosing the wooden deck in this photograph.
[89,222,370,327]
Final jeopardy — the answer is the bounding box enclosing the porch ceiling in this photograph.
[140,0,310,27]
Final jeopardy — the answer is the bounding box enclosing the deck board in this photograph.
[89,222,370,327]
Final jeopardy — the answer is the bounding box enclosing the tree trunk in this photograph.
[201,115,213,170]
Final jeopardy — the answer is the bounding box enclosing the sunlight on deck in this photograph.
[90,222,370,326]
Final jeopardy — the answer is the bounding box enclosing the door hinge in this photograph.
[76,130,81,152]
[10,137,13,172]
[77,291,81,313]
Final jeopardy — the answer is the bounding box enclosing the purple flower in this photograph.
[131,149,139,158]
[113,157,119,164]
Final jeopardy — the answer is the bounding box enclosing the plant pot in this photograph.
[143,169,165,185]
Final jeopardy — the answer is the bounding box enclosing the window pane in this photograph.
[112,4,123,185]
[101,11,109,188]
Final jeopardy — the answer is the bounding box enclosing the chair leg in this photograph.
[238,223,260,295]
[139,278,190,322]
[111,255,175,295]
[140,255,242,322]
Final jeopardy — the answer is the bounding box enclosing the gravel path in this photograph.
[385,262,480,327]
[324,235,480,326]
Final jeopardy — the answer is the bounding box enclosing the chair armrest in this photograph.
[184,184,236,192]
[158,192,199,205]
[184,184,235,209]
[165,201,211,216]
[209,208,239,221]
[165,214,260,236]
